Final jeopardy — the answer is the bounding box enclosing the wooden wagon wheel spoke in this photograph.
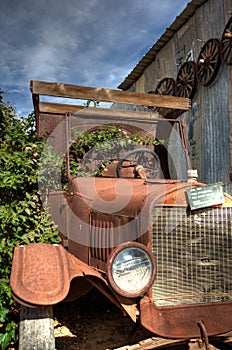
[176,61,197,99]
[221,16,232,65]
[197,38,221,86]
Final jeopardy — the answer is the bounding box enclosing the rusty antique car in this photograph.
[10,81,232,349]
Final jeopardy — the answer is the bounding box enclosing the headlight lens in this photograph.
[108,242,156,297]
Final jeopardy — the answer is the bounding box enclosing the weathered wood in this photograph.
[39,101,85,114]
[113,337,188,349]
[19,306,55,350]
[39,101,186,120]
[30,80,191,110]
[40,103,163,123]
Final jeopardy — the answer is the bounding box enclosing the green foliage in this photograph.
[0,92,60,349]
[69,124,161,178]
[84,99,100,107]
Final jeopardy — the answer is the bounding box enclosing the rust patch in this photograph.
[10,243,70,306]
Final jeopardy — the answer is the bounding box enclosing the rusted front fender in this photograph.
[10,243,103,307]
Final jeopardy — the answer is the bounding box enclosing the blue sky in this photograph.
[0,0,189,115]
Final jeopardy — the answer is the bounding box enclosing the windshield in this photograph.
[45,108,189,181]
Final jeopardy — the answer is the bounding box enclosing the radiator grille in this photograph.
[90,213,137,262]
[152,206,232,306]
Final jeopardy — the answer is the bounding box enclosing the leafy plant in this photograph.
[68,124,162,178]
[0,93,60,349]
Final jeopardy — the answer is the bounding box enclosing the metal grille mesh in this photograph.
[152,206,232,306]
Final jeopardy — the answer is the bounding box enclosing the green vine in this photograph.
[68,124,162,178]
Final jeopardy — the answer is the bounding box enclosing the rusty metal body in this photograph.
[10,81,232,348]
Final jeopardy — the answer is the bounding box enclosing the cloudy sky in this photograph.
[1,0,189,115]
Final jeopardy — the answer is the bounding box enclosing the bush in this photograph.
[0,92,61,349]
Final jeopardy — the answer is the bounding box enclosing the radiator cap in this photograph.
[187,169,198,182]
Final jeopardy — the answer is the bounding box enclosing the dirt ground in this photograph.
[53,288,153,350]
[53,288,232,350]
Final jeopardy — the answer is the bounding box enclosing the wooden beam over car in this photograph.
[38,102,85,114]
[30,80,191,110]
[38,102,163,122]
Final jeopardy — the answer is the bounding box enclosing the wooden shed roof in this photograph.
[118,0,207,91]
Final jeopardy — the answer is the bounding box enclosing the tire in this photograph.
[19,305,55,350]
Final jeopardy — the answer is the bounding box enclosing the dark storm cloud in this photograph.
[0,0,189,115]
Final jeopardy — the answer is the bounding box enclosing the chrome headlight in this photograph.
[107,242,156,298]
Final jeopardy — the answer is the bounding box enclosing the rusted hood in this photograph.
[71,178,232,217]
[69,177,232,217]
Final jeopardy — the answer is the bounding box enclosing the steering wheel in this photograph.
[116,148,160,179]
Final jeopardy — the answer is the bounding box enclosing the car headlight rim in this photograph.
[107,242,157,298]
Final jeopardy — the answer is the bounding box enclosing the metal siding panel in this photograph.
[202,65,230,184]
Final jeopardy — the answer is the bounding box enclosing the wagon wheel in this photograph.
[197,38,221,86]
[19,305,55,350]
[176,61,197,99]
[155,77,176,96]
[221,16,232,65]
[151,77,176,114]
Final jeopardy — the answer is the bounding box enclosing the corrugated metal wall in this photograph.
[129,0,232,185]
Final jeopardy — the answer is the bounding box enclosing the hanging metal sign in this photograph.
[186,183,225,210]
